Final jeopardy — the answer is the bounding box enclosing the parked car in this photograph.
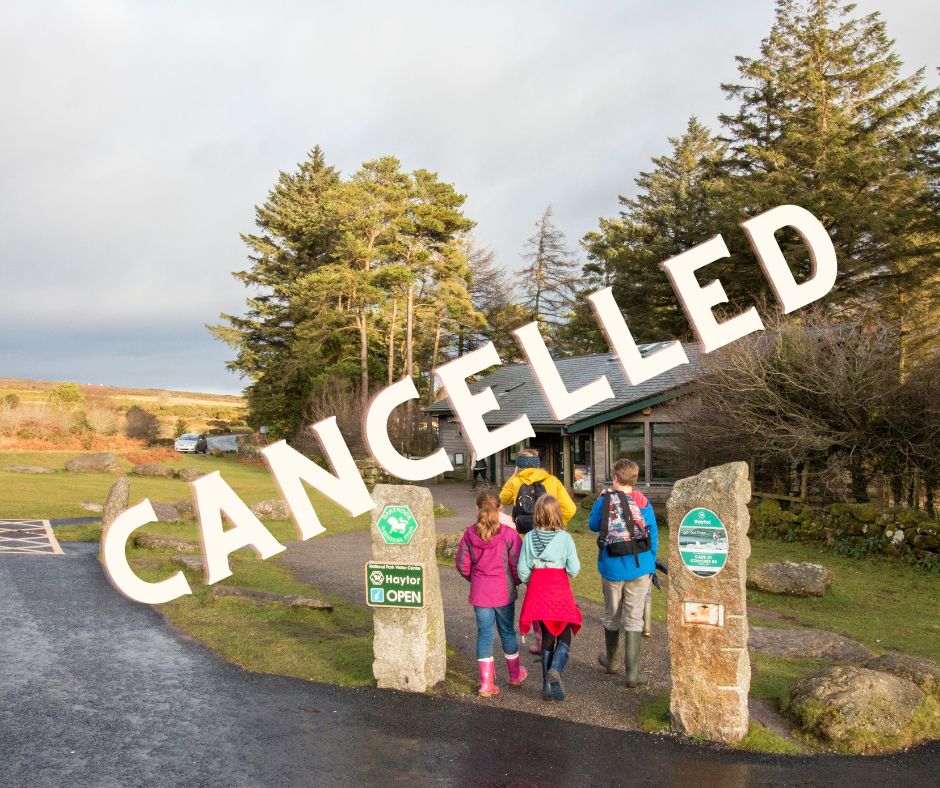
[174,433,201,453]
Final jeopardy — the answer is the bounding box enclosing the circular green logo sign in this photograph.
[678,508,728,578]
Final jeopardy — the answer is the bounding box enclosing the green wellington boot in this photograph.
[597,627,621,674]
[624,631,650,688]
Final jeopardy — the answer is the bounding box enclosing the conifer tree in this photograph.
[519,205,578,341]
[719,0,940,350]
[582,117,727,343]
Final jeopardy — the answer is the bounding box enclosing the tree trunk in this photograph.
[427,317,443,405]
[388,298,398,385]
[849,455,868,504]
[406,284,414,380]
[891,474,903,507]
[924,474,935,518]
[358,309,369,409]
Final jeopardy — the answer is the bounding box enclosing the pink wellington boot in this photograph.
[505,653,528,687]
[478,658,500,697]
[528,626,542,655]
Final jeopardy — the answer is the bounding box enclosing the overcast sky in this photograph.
[1,0,936,394]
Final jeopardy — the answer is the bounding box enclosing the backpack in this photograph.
[512,480,547,535]
[596,489,651,567]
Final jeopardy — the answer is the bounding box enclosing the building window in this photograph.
[570,433,593,493]
[651,422,683,483]
[609,423,644,481]
[505,441,525,465]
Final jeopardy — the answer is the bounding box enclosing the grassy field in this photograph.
[567,513,939,661]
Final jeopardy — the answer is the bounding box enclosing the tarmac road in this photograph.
[1,542,937,787]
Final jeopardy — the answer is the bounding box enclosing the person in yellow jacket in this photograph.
[499,448,577,529]
[501,448,577,655]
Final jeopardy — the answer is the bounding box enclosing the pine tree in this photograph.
[582,117,727,343]
[519,205,578,340]
[210,147,342,437]
[719,0,940,347]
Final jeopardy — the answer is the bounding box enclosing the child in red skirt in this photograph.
[517,495,582,701]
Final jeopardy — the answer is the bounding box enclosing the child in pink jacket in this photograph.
[455,490,527,696]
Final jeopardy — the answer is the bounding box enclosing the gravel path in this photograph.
[282,482,673,732]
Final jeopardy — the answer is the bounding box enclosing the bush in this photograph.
[48,382,84,410]
[125,405,160,443]
[174,418,189,438]
[1,393,19,409]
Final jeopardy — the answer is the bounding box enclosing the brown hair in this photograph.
[612,458,639,486]
[474,490,501,541]
[518,448,539,459]
[533,494,565,531]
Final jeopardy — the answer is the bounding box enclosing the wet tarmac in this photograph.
[1,542,936,787]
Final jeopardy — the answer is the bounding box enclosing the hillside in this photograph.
[0,377,247,449]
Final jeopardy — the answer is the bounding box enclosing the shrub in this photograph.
[125,405,160,443]
[1,393,19,409]
[48,382,85,410]
[174,418,188,438]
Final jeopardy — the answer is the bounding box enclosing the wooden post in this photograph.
[562,433,573,493]
[800,460,809,503]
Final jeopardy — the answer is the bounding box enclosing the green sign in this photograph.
[365,562,425,608]
[678,508,729,578]
[375,505,419,545]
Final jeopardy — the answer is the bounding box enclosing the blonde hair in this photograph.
[474,490,501,541]
[533,494,564,531]
[613,458,639,486]
[519,448,539,458]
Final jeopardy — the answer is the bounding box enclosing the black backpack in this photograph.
[512,481,547,535]
[596,489,652,567]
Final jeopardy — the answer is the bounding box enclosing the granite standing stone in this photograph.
[369,484,446,693]
[102,477,131,528]
[666,461,751,744]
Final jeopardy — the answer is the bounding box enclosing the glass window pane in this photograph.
[609,423,644,481]
[651,422,683,483]
[505,441,525,464]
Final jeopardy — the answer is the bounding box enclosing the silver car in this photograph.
[174,433,200,453]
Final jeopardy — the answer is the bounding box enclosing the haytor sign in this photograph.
[101,204,838,604]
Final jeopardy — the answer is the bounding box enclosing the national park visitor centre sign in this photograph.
[101,204,839,605]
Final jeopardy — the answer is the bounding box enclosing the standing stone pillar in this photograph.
[369,484,446,692]
[666,461,751,744]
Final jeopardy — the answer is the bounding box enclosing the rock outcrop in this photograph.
[102,477,130,528]
[131,463,176,478]
[748,561,834,596]
[65,452,121,474]
[787,666,925,752]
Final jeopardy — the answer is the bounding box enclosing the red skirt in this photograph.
[519,567,583,637]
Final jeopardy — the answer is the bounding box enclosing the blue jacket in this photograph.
[588,489,658,581]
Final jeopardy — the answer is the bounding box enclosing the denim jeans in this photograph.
[474,602,519,659]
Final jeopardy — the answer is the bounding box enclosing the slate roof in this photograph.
[426,342,705,432]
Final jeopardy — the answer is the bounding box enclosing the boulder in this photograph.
[80,501,104,513]
[210,585,332,610]
[177,467,205,482]
[749,625,873,662]
[65,452,121,474]
[863,653,940,695]
[1,465,56,474]
[131,463,176,478]
[102,477,130,528]
[174,499,196,521]
[748,561,833,597]
[170,554,204,573]
[151,502,181,523]
[787,666,925,751]
[133,532,198,553]
[250,499,290,521]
